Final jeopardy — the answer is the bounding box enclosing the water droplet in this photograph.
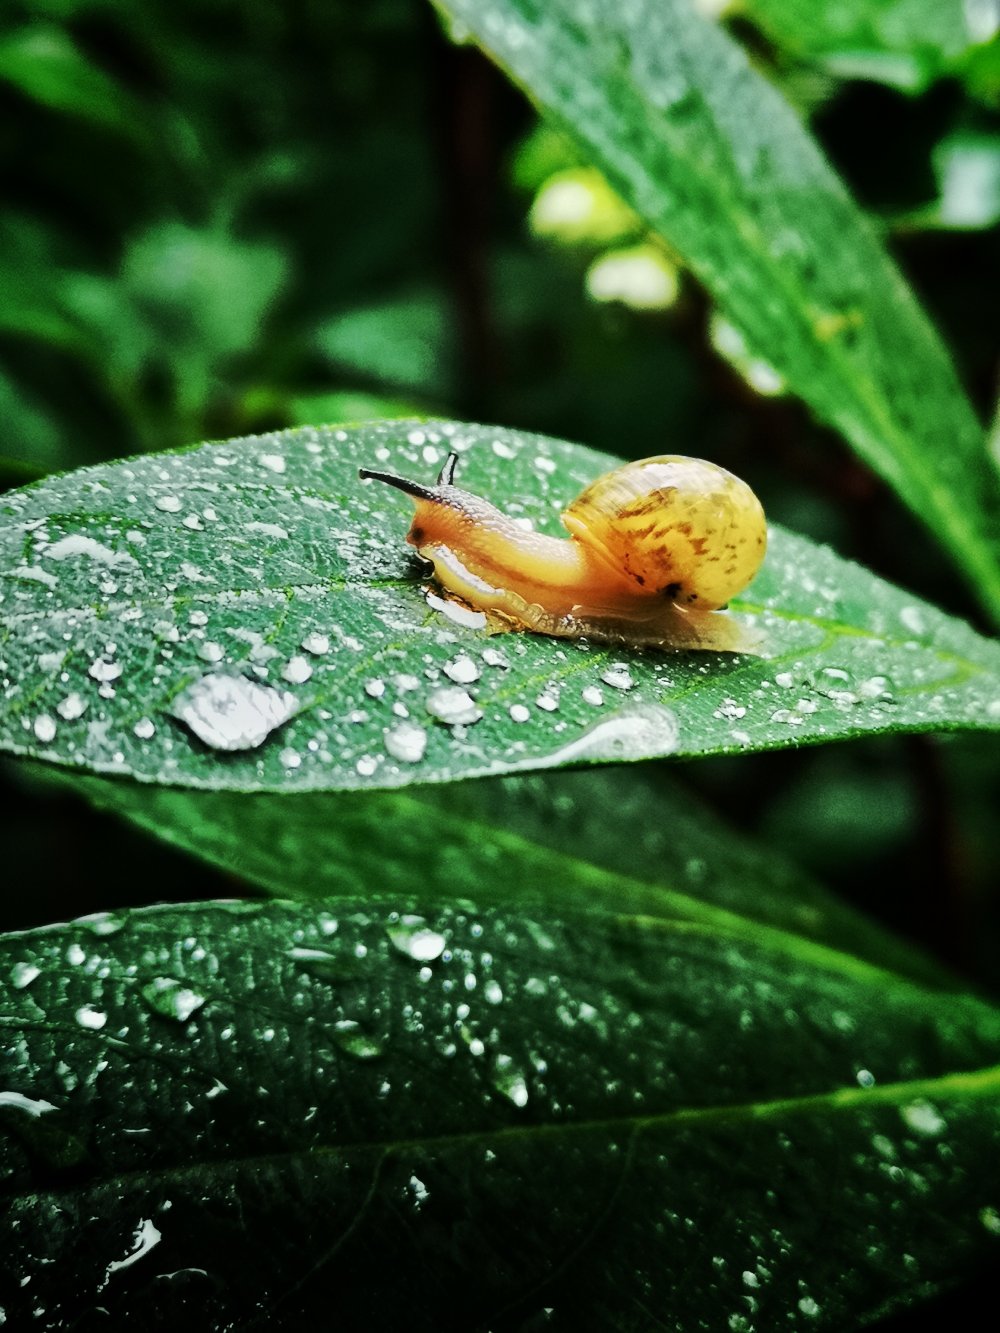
[980,1206,1000,1236]
[539,705,679,766]
[900,606,926,635]
[57,693,88,721]
[332,1020,383,1061]
[426,686,483,726]
[189,609,209,627]
[856,1068,876,1088]
[0,1090,57,1118]
[141,978,206,1022]
[88,656,122,683]
[365,678,386,699]
[278,747,301,769]
[170,674,298,751]
[11,962,40,989]
[509,704,531,723]
[582,685,604,707]
[900,1100,946,1136]
[384,721,428,763]
[155,495,182,513]
[133,717,155,740]
[282,655,313,684]
[797,1296,820,1318]
[301,632,330,655]
[444,653,480,684]
[198,641,225,664]
[536,692,559,712]
[481,647,509,669]
[75,1005,107,1030]
[355,754,378,777]
[258,453,286,474]
[32,715,56,743]
[601,663,635,691]
[490,1053,529,1107]
[483,979,504,1005]
[424,589,488,629]
[387,915,447,962]
[714,698,746,720]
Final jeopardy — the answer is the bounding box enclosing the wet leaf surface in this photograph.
[2,422,999,792]
[1,897,999,1330]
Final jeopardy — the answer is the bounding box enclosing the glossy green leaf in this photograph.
[433,0,1000,621]
[1,897,999,1329]
[2,421,999,791]
[72,764,952,989]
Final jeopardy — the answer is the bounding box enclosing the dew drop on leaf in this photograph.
[169,673,298,751]
[426,686,483,726]
[331,1020,384,1061]
[141,978,206,1023]
[383,721,427,763]
[386,915,447,962]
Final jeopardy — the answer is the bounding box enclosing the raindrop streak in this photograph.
[170,674,298,751]
[538,705,679,767]
[141,978,206,1023]
[387,915,447,962]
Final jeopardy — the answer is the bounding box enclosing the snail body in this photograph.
[359,451,767,654]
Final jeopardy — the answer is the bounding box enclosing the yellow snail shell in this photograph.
[359,451,767,654]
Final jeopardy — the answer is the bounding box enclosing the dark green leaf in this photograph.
[433,0,1000,620]
[72,764,952,988]
[2,422,999,790]
[1,898,998,1329]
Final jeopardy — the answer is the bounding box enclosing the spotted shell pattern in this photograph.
[561,455,767,610]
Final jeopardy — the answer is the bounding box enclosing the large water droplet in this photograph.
[426,686,483,726]
[170,673,298,751]
[75,1005,107,1030]
[32,714,57,743]
[444,653,480,684]
[490,1053,529,1107]
[387,915,447,962]
[57,693,88,721]
[539,705,678,766]
[384,721,428,763]
[601,662,635,691]
[141,977,206,1022]
[11,961,41,989]
[0,1089,57,1118]
[282,655,313,684]
[88,656,122,683]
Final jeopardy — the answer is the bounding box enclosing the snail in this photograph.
[359,450,767,654]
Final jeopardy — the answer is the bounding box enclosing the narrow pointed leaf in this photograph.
[433,0,1000,619]
[2,899,999,1329]
[2,422,999,792]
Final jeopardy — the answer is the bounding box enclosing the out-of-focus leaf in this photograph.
[1,422,999,792]
[1,897,999,1329]
[0,24,145,137]
[314,289,456,395]
[741,0,996,91]
[434,0,1000,622]
[72,762,954,988]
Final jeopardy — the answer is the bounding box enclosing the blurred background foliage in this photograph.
[2,0,1000,1009]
